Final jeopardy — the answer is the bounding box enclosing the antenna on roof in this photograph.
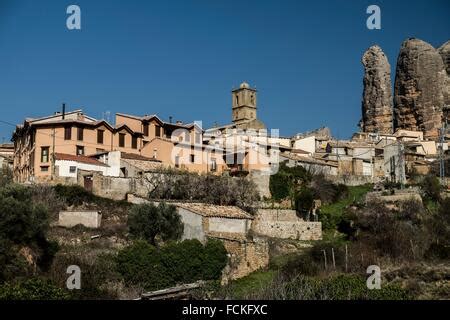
[169,116,173,124]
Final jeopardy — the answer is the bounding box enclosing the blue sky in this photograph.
[0,0,449,142]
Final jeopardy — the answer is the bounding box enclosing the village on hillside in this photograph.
[0,37,449,301]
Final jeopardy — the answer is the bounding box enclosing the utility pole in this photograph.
[439,106,448,185]
[397,140,405,188]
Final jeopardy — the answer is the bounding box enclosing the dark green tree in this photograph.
[127,202,183,245]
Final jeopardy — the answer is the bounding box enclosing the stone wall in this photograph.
[221,236,269,284]
[59,211,102,228]
[248,170,271,199]
[252,209,322,241]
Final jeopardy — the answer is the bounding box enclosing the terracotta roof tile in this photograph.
[175,202,253,219]
[54,153,109,167]
[120,152,162,162]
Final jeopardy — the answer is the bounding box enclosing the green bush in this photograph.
[419,175,442,202]
[127,202,183,245]
[0,167,13,186]
[116,239,227,291]
[0,184,55,282]
[294,187,314,219]
[269,162,311,201]
[0,278,69,300]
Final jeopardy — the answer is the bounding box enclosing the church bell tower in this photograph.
[232,82,257,124]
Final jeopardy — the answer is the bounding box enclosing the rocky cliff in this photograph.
[361,45,393,134]
[438,41,450,121]
[393,38,446,141]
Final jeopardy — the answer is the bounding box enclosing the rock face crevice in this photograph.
[361,45,393,134]
[393,38,446,141]
[438,41,450,119]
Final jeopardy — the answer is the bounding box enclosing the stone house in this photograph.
[176,202,269,283]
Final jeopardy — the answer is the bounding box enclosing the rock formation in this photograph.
[361,45,393,134]
[393,38,446,141]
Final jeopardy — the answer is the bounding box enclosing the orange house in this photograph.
[116,113,227,174]
[12,109,228,183]
[12,109,146,183]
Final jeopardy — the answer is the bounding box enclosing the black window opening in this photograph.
[64,126,72,140]
[132,136,138,149]
[119,133,125,147]
[69,166,76,173]
[155,125,161,137]
[97,129,104,144]
[78,127,84,141]
[143,123,149,136]
[190,154,195,163]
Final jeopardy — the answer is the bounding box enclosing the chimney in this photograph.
[62,103,66,120]
[169,116,173,124]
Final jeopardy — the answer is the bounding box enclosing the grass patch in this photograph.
[319,184,372,230]
[219,270,276,299]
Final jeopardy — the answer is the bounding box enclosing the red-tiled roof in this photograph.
[175,202,254,219]
[120,152,161,162]
[54,153,109,167]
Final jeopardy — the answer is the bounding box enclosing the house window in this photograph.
[119,133,125,147]
[97,129,104,144]
[76,145,84,156]
[41,147,49,163]
[195,132,201,144]
[175,155,180,168]
[155,125,161,137]
[64,126,72,140]
[143,123,149,136]
[190,154,195,163]
[210,158,217,172]
[96,148,105,154]
[41,166,49,172]
[132,136,138,149]
[69,166,76,173]
[77,127,84,141]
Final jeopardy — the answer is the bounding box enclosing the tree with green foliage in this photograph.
[0,184,56,282]
[295,187,314,219]
[127,202,183,245]
[269,162,311,203]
